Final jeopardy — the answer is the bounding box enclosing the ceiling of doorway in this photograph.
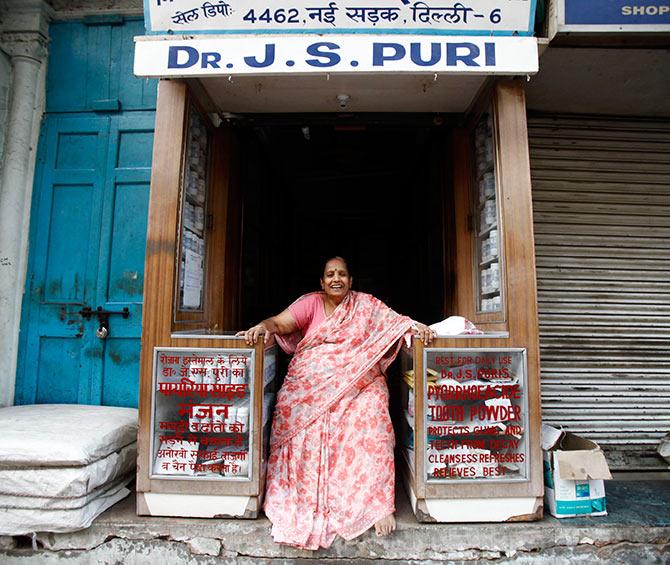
[196,73,488,113]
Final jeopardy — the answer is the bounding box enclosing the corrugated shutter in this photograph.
[528,115,670,470]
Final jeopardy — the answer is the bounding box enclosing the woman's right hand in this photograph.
[236,322,272,346]
[236,310,296,346]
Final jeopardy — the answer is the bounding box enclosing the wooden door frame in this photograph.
[138,79,247,495]
[419,78,543,501]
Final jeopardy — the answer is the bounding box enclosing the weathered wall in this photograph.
[0,0,51,407]
[0,49,11,163]
[48,0,142,17]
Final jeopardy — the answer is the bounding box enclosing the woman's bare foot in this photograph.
[374,513,396,536]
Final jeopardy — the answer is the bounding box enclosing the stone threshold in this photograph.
[1,480,669,563]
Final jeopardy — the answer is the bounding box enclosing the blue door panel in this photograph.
[17,115,109,405]
[46,19,157,113]
[19,17,156,407]
[46,23,88,112]
[90,112,153,406]
[54,132,100,169]
[36,310,84,339]
[107,182,150,303]
[36,337,83,404]
[43,184,94,303]
[112,21,158,111]
[18,111,155,407]
[85,24,114,107]
[97,112,154,319]
[116,129,154,169]
[101,338,142,408]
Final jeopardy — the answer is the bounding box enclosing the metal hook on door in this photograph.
[78,306,129,339]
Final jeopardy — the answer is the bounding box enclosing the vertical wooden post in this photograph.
[494,79,543,497]
[414,339,426,499]
[137,80,187,493]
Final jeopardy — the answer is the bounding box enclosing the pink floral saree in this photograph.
[265,291,414,549]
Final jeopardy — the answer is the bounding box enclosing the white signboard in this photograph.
[134,35,538,77]
[144,0,537,35]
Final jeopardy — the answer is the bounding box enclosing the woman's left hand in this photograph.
[413,323,437,345]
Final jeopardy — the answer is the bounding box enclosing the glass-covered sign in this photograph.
[151,348,253,480]
[423,348,528,482]
[143,0,536,35]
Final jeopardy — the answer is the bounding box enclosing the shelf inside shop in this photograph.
[479,256,499,267]
[476,164,494,180]
[478,223,497,237]
[480,289,501,297]
[183,223,204,238]
[477,195,497,210]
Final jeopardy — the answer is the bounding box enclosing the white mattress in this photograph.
[0,404,138,466]
[0,442,136,498]
[0,474,132,510]
[0,481,130,536]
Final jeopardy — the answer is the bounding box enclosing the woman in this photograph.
[241,257,435,549]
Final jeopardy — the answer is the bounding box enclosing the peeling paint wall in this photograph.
[49,0,142,18]
[0,50,11,164]
[0,1,50,407]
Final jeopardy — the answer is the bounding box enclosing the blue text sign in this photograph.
[560,0,670,32]
[134,35,538,77]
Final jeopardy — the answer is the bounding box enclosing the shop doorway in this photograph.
[236,115,452,327]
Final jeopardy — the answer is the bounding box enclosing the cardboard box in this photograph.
[541,424,612,518]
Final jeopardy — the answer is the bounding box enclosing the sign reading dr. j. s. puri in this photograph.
[133,36,538,77]
[143,0,537,36]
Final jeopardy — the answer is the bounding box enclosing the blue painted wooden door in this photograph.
[16,18,157,407]
[16,113,154,407]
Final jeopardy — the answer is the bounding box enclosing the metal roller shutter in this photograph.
[528,114,670,470]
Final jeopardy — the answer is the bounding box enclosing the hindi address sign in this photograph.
[144,0,536,35]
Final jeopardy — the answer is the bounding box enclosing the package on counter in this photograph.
[542,424,612,518]
[429,316,483,336]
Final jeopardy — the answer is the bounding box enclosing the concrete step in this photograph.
[1,480,669,563]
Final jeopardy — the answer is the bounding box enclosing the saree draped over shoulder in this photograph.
[265,291,413,550]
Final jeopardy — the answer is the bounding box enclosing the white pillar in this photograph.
[0,1,51,407]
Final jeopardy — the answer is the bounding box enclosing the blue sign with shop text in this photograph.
[564,0,670,26]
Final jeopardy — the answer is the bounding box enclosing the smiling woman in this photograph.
[320,256,351,312]
[239,256,435,549]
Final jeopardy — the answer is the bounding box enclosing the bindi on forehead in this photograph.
[325,266,348,274]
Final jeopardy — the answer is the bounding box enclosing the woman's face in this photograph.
[320,258,352,300]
